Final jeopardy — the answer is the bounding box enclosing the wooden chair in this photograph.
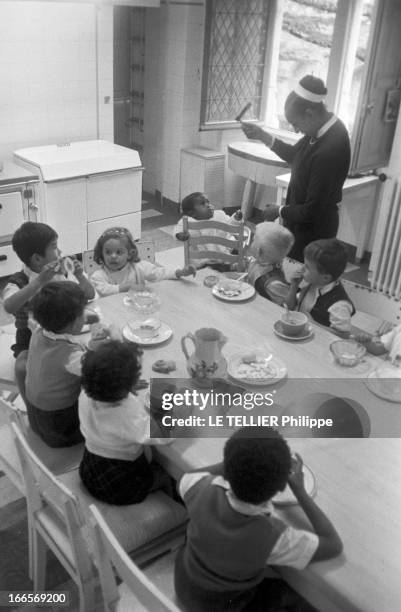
[11,421,97,611]
[182,216,248,271]
[83,240,156,275]
[89,504,181,612]
[0,323,19,401]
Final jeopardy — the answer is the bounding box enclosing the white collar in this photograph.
[317,279,338,295]
[23,264,39,281]
[42,328,82,345]
[212,476,274,516]
[316,114,337,139]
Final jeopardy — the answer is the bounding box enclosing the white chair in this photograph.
[89,504,181,612]
[11,421,97,611]
[0,396,84,494]
[182,216,248,271]
[83,240,156,275]
[0,323,19,401]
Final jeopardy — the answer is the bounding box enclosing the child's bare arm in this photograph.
[285,272,303,310]
[73,259,96,300]
[3,261,59,313]
[288,454,343,561]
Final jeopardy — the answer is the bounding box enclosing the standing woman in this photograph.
[242,75,351,262]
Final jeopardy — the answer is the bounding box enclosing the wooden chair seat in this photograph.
[0,399,84,494]
[61,469,187,564]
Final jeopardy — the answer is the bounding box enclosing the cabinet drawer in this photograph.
[86,170,142,222]
[87,212,141,250]
[0,244,21,277]
[0,191,24,236]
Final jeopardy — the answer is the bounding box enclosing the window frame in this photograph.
[200,0,368,139]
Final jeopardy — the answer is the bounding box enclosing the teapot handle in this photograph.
[181,333,195,361]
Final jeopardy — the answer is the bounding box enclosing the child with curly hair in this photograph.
[90,227,195,296]
[176,427,342,611]
[78,340,173,505]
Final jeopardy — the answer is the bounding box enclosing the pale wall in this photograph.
[0,1,113,162]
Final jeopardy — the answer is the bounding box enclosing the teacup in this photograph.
[280,311,308,336]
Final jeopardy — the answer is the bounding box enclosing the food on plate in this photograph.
[235,355,276,380]
[217,281,242,297]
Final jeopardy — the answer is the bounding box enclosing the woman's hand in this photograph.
[241,121,274,147]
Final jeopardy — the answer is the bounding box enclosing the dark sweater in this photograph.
[298,281,355,328]
[272,118,350,261]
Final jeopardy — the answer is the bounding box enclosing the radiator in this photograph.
[369,178,401,298]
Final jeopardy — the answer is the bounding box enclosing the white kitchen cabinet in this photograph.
[14,140,143,256]
[0,162,39,277]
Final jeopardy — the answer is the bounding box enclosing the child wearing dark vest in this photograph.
[286,238,354,336]
[175,427,342,612]
[78,340,173,505]
[24,281,88,448]
[2,222,95,397]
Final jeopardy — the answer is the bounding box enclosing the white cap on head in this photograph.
[293,83,325,103]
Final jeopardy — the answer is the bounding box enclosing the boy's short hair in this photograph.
[81,340,142,403]
[253,222,294,261]
[223,427,292,504]
[12,222,58,266]
[93,226,139,265]
[181,192,205,215]
[32,281,86,333]
[304,238,348,281]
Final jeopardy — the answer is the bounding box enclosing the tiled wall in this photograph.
[142,0,258,209]
[0,1,113,161]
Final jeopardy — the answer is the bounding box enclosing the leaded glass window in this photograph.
[201,0,270,126]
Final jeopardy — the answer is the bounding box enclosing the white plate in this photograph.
[365,371,401,403]
[272,464,317,506]
[227,352,287,386]
[123,322,172,346]
[273,320,313,341]
[212,282,255,302]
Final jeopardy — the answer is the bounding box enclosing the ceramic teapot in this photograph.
[181,328,227,384]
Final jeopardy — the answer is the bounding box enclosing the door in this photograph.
[350,0,401,172]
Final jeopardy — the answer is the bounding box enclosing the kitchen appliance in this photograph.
[14,140,143,255]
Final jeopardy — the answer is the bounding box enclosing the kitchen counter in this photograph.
[0,161,39,187]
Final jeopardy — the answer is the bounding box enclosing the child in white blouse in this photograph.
[90,227,195,296]
[78,339,172,505]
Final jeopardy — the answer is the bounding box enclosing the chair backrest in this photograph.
[182,216,246,271]
[89,504,180,612]
[83,240,156,274]
[10,421,93,585]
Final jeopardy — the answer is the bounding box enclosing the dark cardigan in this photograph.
[272,118,350,261]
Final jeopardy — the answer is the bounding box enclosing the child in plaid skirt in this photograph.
[78,340,172,505]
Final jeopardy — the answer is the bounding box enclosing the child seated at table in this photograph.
[78,340,173,505]
[2,222,95,395]
[245,221,294,304]
[175,192,242,267]
[354,321,401,365]
[286,238,354,336]
[24,281,88,448]
[90,226,195,296]
[175,426,342,612]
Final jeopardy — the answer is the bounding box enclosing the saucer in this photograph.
[273,320,313,341]
[365,370,401,403]
[123,322,172,346]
